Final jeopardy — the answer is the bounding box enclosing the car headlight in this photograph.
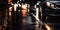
[46,2,51,7]
[46,2,55,7]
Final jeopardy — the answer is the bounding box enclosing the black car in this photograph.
[43,0,60,30]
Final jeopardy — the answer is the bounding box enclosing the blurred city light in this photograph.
[0,0,59,30]
[45,23,50,30]
[46,2,51,7]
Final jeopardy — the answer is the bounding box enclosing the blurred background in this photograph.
[0,0,60,30]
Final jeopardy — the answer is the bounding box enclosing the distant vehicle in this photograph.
[42,0,60,16]
[42,0,60,30]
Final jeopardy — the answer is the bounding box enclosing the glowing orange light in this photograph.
[44,23,54,30]
[8,0,12,3]
[45,24,51,30]
[45,23,50,30]
[46,16,49,20]
[9,7,12,9]
[9,7,12,17]
[9,7,12,12]
[9,12,12,16]
[6,13,8,16]
[22,3,27,10]
[21,3,27,17]
[22,10,26,17]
